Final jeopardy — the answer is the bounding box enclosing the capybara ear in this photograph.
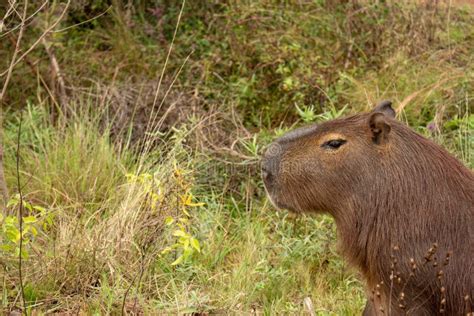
[373,100,395,118]
[368,112,391,145]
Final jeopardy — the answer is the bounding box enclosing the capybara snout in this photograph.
[261,142,282,192]
[262,124,321,199]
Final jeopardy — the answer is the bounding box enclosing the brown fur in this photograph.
[262,102,474,315]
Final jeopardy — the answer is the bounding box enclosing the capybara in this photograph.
[262,101,473,315]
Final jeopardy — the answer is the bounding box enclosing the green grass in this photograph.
[0,0,473,314]
[1,104,366,314]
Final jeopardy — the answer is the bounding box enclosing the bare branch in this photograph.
[0,0,28,101]
[42,37,70,113]
[0,1,49,40]
[0,0,71,78]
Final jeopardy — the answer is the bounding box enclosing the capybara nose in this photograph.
[261,142,282,188]
[261,162,274,183]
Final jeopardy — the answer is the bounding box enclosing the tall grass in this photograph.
[1,102,367,314]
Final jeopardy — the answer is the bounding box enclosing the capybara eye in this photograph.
[322,139,347,150]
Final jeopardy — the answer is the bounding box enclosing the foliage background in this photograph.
[0,0,473,314]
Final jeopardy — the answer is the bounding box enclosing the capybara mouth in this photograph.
[262,180,300,214]
[261,140,307,214]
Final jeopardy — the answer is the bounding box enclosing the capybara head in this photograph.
[262,100,397,215]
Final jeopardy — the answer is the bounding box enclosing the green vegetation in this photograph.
[1,1,473,314]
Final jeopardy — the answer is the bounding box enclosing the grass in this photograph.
[1,104,366,314]
[0,0,473,314]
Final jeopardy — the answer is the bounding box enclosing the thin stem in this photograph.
[16,110,26,314]
[140,0,186,157]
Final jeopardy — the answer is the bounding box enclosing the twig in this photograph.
[0,1,49,40]
[0,0,71,78]
[148,50,194,137]
[0,137,8,206]
[51,5,111,33]
[16,111,27,315]
[344,40,354,70]
[141,0,186,154]
[139,50,193,162]
[150,0,186,110]
[41,37,70,114]
[0,0,28,97]
[303,297,315,316]
[121,249,147,316]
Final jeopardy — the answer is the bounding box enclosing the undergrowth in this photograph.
[0,0,473,314]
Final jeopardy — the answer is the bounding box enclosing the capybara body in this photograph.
[262,102,473,315]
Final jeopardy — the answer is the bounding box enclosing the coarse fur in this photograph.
[261,102,474,315]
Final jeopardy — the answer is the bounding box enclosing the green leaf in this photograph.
[7,196,19,208]
[160,246,173,255]
[183,247,193,259]
[190,238,201,252]
[23,216,37,224]
[23,201,33,212]
[183,238,190,248]
[0,244,14,252]
[5,216,17,225]
[21,226,30,240]
[164,216,174,226]
[171,255,184,266]
[33,205,47,213]
[6,229,20,243]
[172,230,187,237]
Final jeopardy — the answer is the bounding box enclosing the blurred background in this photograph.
[0,0,472,314]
